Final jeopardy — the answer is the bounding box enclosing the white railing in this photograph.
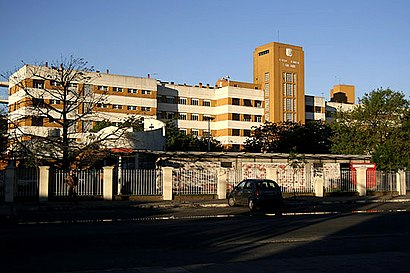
[367,171,397,192]
[51,169,103,196]
[173,169,218,195]
[277,168,314,194]
[120,169,162,195]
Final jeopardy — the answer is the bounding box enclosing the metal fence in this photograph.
[324,168,356,193]
[367,171,397,192]
[277,168,314,194]
[50,169,103,196]
[0,170,5,198]
[120,169,162,195]
[173,169,218,195]
[15,167,38,197]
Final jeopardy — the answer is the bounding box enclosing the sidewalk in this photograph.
[2,193,410,213]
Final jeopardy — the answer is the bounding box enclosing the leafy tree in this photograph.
[330,88,409,170]
[2,56,126,169]
[244,121,332,154]
[165,121,222,152]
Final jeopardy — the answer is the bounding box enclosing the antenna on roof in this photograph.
[277,30,280,42]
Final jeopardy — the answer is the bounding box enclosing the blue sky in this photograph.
[1,0,409,101]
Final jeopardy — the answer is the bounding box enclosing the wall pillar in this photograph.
[217,169,227,199]
[314,175,324,197]
[38,166,50,202]
[266,167,278,182]
[5,161,16,203]
[103,166,114,200]
[396,170,406,196]
[356,167,367,197]
[162,167,173,201]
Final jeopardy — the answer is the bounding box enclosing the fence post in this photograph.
[217,168,227,199]
[103,166,114,200]
[162,167,173,201]
[5,161,16,203]
[38,166,50,202]
[397,170,406,196]
[314,174,324,197]
[356,167,367,196]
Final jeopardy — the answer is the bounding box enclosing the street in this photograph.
[1,201,410,273]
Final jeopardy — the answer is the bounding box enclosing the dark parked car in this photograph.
[228,179,283,211]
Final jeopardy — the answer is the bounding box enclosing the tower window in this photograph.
[258,50,270,56]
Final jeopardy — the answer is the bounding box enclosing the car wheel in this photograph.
[228,197,236,207]
[248,199,256,211]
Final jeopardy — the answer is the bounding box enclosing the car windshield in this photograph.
[257,180,279,189]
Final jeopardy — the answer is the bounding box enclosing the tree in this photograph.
[3,57,126,169]
[244,121,333,154]
[165,121,222,152]
[0,109,7,159]
[330,88,409,170]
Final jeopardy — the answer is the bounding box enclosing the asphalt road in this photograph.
[1,203,410,273]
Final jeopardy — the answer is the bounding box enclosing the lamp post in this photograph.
[206,116,215,152]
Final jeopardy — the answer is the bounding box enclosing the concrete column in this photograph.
[396,170,406,196]
[103,166,114,200]
[217,169,227,199]
[266,167,278,182]
[356,167,367,197]
[162,167,173,201]
[5,161,16,203]
[314,175,324,197]
[38,166,50,202]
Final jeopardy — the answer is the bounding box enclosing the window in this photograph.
[243,99,252,107]
[141,90,151,95]
[191,98,199,105]
[33,80,44,88]
[113,104,122,109]
[255,100,263,108]
[255,115,262,122]
[141,107,151,112]
[203,100,211,107]
[32,98,45,107]
[50,81,61,87]
[286,73,293,83]
[286,84,293,96]
[232,113,240,121]
[258,49,269,56]
[232,98,240,105]
[128,88,138,94]
[32,116,43,126]
[265,83,270,96]
[243,129,251,137]
[179,97,187,105]
[286,98,293,111]
[191,114,199,121]
[98,85,108,91]
[232,129,240,136]
[191,129,199,137]
[180,129,187,135]
[179,113,187,120]
[166,112,175,119]
[50,99,61,104]
[127,105,137,110]
[203,115,212,121]
[113,87,123,92]
[315,106,322,113]
[166,96,175,104]
[243,114,251,122]
[264,72,270,82]
[98,103,109,108]
[69,83,78,88]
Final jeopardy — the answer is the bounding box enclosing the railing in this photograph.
[173,169,218,195]
[324,168,356,193]
[15,167,38,197]
[277,168,314,194]
[120,169,162,195]
[0,170,5,198]
[50,169,103,196]
[369,171,397,192]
